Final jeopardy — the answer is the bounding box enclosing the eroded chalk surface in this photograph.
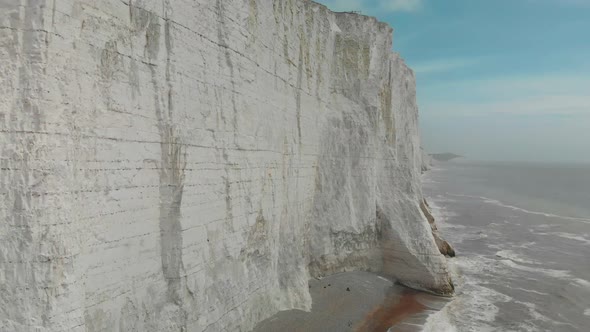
[1,1,451,331]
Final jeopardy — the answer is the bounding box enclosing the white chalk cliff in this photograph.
[0,0,453,331]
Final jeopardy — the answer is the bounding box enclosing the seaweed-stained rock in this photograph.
[0,1,452,331]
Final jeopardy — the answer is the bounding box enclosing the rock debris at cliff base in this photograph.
[0,0,452,331]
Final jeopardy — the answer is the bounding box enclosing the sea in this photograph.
[421,159,590,332]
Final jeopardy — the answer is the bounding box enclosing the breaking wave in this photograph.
[447,193,590,224]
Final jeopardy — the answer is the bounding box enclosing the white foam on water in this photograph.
[499,259,571,278]
[535,224,555,229]
[450,254,588,330]
[437,281,508,332]
[514,301,577,329]
[516,241,537,249]
[446,193,590,224]
[424,198,477,245]
[445,193,484,200]
[422,256,513,332]
[426,199,458,224]
[542,232,590,245]
[510,322,543,332]
[454,255,498,278]
[421,178,440,185]
[428,199,493,246]
[441,232,484,245]
[495,250,540,265]
[509,287,550,296]
[377,276,390,282]
[423,171,590,331]
[422,305,457,332]
[488,241,536,251]
[573,278,590,289]
[517,301,552,322]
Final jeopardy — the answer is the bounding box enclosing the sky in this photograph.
[316,0,590,163]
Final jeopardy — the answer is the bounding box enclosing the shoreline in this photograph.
[421,162,590,331]
[253,271,450,332]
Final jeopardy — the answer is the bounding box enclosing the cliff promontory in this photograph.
[0,1,452,331]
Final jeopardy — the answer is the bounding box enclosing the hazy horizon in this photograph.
[432,155,590,166]
[317,0,590,163]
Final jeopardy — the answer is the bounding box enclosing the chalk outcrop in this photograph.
[421,148,434,172]
[0,1,452,331]
[420,199,456,257]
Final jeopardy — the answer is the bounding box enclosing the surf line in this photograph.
[445,193,590,224]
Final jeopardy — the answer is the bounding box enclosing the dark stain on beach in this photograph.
[252,272,441,332]
[355,289,426,332]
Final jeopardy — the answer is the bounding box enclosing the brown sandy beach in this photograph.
[253,271,449,332]
[355,290,426,331]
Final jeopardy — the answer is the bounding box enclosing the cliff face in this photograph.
[421,148,434,172]
[0,1,452,331]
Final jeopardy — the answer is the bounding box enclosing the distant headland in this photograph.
[430,153,463,162]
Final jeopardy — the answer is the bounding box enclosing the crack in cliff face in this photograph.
[142,2,188,329]
[295,38,304,145]
[247,0,258,46]
[215,0,238,232]
[380,60,395,145]
[215,0,239,144]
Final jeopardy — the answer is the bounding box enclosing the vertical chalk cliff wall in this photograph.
[0,0,452,331]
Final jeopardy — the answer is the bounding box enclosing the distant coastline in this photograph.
[430,153,463,162]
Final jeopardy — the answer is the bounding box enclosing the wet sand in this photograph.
[355,290,425,331]
[252,271,449,332]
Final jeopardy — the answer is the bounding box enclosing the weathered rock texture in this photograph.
[421,147,433,172]
[421,199,456,257]
[0,0,452,331]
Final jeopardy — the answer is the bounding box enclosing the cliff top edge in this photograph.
[308,0,394,33]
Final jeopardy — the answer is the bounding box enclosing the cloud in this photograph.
[420,75,590,163]
[423,95,590,118]
[464,75,590,98]
[380,0,423,12]
[422,73,590,101]
[528,0,590,6]
[420,74,590,118]
[412,57,483,75]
